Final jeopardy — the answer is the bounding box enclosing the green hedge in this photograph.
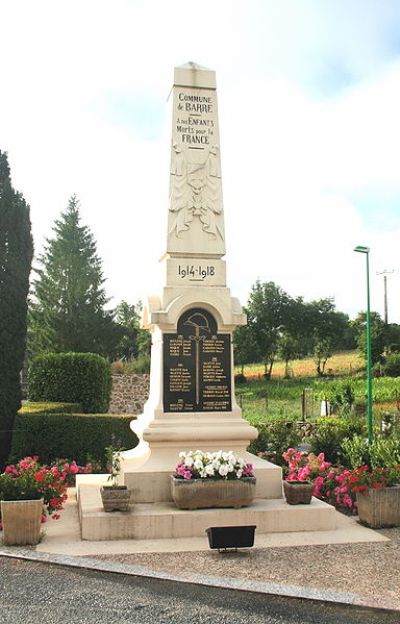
[19,402,81,415]
[10,411,137,466]
[28,352,112,413]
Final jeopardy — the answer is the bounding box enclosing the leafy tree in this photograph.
[0,151,33,467]
[115,301,140,360]
[29,195,121,359]
[308,298,349,376]
[385,323,400,353]
[277,330,301,378]
[351,311,386,366]
[246,281,292,378]
[233,323,259,376]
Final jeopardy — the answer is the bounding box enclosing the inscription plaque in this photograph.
[163,307,231,412]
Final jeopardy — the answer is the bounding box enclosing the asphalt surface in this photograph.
[0,557,398,624]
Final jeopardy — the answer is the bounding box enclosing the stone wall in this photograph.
[109,374,150,414]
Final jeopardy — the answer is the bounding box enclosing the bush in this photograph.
[19,402,81,414]
[10,411,137,467]
[342,434,400,469]
[382,353,400,377]
[308,416,366,465]
[248,418,302,465]
[28,352,112,413]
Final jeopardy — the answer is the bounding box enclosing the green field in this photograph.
[235,351,400,427]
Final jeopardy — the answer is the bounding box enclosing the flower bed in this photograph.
[172,450,256,510]
[174,450,254,480]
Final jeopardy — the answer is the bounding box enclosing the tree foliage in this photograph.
[351,311,386,365]
[246,281,292,378]
[29,196,121,359]
[0,151,33,467]
[241,281,357,379]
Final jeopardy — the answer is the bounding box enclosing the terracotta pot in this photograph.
[356,485,400,529]
[171,477,256,510]
[283,480,314,505]
[100,485,131,512]
[1,498,44,545]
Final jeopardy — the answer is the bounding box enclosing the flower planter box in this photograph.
[1,499,43,546]
[283,480,314,505]
[171,477,256,510]
[100,486,131,512]
[206,525,257,550]
[356,485,400,529]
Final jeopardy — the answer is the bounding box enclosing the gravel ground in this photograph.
[92,527,400,611]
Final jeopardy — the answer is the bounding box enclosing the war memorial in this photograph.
[77,63,335,540]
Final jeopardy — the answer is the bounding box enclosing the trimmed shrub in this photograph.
[19,402,81,415]
[10,411,137,467]
[28,352,111,413]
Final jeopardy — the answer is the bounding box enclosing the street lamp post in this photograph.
[354,246,373,444]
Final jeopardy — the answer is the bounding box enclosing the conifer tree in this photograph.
[29,195,121,358]
[0,151,33,467]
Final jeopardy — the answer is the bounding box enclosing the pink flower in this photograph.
[183,471,192,480]
[5,465,18,475]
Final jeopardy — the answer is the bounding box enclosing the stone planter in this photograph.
[1,499,43,545]
[171,477,256,510]
[283,480,314,505]
[100,486,131,512]
[356,485,400,529]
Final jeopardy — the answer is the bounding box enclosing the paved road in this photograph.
[0,557,397,624]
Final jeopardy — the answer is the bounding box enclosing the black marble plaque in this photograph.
[163,308,232,413]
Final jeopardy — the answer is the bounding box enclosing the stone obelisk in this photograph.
[121,63,281,501]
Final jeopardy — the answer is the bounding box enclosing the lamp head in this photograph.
[354,245,370,254]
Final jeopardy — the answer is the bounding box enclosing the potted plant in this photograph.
[346,465,400,528]
[100,446,131,512]
[171,450,256,510]
[0,456,68,546]
[281,448,331,505]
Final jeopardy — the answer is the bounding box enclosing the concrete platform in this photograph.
[78,483,337,541]
[30,488,389,556]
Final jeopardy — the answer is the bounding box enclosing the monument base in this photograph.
[77,483,336,541]
[120,452,282,503]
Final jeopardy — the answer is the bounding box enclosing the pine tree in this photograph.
[29,195,121,358]
[0,151,33,468]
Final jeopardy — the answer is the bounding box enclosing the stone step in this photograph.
[78,484,336,541]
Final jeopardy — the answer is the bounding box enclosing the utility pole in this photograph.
[376,269,395,324]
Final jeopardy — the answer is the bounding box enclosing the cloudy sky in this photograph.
[2,0,400,321]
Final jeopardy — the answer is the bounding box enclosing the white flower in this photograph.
[205,464,215,476]
[179,451,186,459]
[236,469,243,479]
[185,456,194,467]
[227,463,234,472]
[194,458,203,470]
[218,464,229,477]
